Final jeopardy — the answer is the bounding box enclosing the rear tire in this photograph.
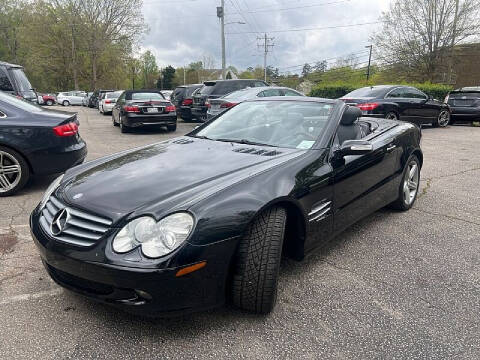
[433,110,450,128]
[167,124,177,132]
[389,155,420,211]
[231,206,286,314]
[385,112,398,120]
[46,100,54,106]
[0,146,30,197]
[62,100,70,106]
[120,119,129,133]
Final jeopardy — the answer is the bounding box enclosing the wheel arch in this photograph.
[0,142,34,174]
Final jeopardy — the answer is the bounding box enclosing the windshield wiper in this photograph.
[191,135,212,140]
[215,138,277,147]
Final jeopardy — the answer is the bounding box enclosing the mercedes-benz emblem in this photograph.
[50,208,71,236]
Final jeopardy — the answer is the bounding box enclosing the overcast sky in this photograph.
[141,0,391,73]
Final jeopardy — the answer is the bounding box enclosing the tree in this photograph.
[140,50,158,88]
[313,60,327,73]
[372,0,480,82]
[301,63,312,77]
[159,65,176,89]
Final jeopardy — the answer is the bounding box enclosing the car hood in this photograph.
[60,137,304,222]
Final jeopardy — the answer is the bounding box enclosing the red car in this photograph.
[38,93,56,106]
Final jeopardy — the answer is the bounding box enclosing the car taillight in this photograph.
[356,103,379,111]
[182,98,193,106]
[124,105,140,113]
[220,102,238,109]
[53,122,78,137]
[105,99,111,104]
[165,105,176,112]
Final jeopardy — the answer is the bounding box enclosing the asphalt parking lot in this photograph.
[1,106,479,359]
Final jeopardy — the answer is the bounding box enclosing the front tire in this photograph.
[62,100,70,106]
[389,155,420,211]
[0,146,30,197]
[46,100,54,106]
[433,110,450,128]
[231,206,286,314]
[385,111,398,120]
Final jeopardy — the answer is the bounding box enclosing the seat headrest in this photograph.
[341,106,362,125]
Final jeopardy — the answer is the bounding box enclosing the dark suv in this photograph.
[446,87,480,124]
[192,79,268,121]
[0,61,37,102]
[89,89,114,108]
[171,84,203,121]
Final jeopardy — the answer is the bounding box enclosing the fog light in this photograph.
[135,289,152,301]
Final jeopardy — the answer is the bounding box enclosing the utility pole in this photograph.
[257,33,274,82]
[183,65,186,85]
[132,65,135,89]
[217,1,226,79]
[365,44,373,82]
[448,0,460,84]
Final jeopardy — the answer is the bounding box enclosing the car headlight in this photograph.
[112,212,194,258]
[40,174,64,209]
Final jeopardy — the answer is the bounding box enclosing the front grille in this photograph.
[39,195,112,247]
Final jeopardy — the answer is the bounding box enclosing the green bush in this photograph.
[309,82,453,101]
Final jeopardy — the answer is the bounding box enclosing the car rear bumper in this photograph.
[29,139,87,175]
[102,104,115,112]
[191,106,208,121]
[30,213,237,317]
[124,113,177,127]
[178,106,193,119]
[450,107,480,121]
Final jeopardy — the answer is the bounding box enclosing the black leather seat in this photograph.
[336,106,367,144]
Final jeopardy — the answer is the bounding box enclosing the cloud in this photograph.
[141,0,392,73]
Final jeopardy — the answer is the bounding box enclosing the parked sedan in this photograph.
[0,92,87,196]
[445,87,480,124]
[99,90,123,115]
[112,90,177,133]
[171,84,203,121]
[207,86,304,118]
[341,85,450,127]
[57,91,87,106]
[30,97,422,316]
[192,79,268,121]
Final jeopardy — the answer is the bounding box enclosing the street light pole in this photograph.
[365,44,373,82]
[218,1,226,80]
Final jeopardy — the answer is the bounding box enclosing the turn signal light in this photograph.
[175,261,207,277]
[53,122,78,137]
[182,98,193,106]
[220,102,238,109]
[124,105,140,113]
[165,105,176,112]
[356,103,379,111]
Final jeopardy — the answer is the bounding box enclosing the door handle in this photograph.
[386,144,396,152]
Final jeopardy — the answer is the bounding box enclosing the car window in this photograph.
[131,92,165,100]
[0,109,6,118]
[0,68,14,91]
[9,68,32,91]
[386,88,406,98]
[116,92,126,103]
[344,87,389,98]
[254,81,266,87]
[195,100,334,149]
[261,89,283,97]
[404,88,427,99]
[0,91,42,112]
[284,89,303,96]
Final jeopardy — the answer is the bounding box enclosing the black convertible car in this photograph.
[341,85,450,127]
[0,92,87,196]
[30,97,422,316]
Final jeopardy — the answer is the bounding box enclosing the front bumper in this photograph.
[30,211,238,316]
[124,113,177,127]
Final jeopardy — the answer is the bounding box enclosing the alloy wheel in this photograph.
[385,112,398,120]
[0,151,22,193]
[403,160,419,206]
[437,110,450,127]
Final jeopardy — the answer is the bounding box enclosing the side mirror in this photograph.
[338,140,373,156]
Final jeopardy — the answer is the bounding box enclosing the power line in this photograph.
[226,21,383,34]
[277,50,370,70]
[228,0,351,14]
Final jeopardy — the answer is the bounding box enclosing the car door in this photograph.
[331,125,400,234]
[384,87,412,120]
[403,87,436,123]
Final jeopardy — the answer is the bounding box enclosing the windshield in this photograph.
[0,91,42,112]
[194,101,333,149]
[344,87,389,98]
[131,92,165,100]
[223,89,259,101]
[107,91,123,99]
[9,68,33,92]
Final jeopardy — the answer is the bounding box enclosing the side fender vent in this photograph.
[233,148,282,156]
[172,138,194,144]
